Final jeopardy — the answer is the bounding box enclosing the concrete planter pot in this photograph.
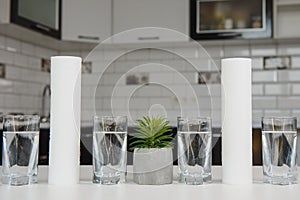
[133,148,173,185]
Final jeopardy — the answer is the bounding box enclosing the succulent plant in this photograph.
[130,116,173,149]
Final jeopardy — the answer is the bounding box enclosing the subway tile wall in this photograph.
[72,42,300,127]
[0,33,300,128]
[0,35,57,116]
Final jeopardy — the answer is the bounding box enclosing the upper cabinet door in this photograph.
[113,0,189,43]
[62,0,112,43]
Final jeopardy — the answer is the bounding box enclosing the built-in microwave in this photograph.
[11,0,61,38]
[190,0,273,40]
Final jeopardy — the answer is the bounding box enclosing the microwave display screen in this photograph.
[197,0,265,33]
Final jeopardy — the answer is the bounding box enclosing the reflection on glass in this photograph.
[198,0,264,32]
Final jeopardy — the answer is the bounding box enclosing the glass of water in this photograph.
[2,115,40,185]
[93,116,127,184]
[177,117,212,185]
[262,117,298,185]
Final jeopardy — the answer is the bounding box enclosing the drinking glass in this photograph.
[262,117,298,185]
[2,115,40,185]
[177,117,212,185]
[93,116,127,184]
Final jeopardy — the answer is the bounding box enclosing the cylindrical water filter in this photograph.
[221,58,252,184]
[49,56,82,185]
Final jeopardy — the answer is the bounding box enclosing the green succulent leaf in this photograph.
[130,115,174,149]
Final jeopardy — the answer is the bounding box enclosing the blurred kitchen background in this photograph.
[0,0,300,165]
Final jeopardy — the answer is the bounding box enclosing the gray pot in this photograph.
[133,148,173,185]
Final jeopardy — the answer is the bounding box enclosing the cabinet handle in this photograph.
[35,24,51,32]
[78,35,100,40]
[218,32,242,37]
[138,36,160,40]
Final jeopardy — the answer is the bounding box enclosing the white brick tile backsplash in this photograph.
[4,94,20,108]
[13,81,27,95]
[91,61,111,74]
[95,85,113,98]
[129,98,149,109]
[133,63,163,73]
[134,85,162,97]
[265,84,290,95]
[0,79,13,93]
[149,48,174,60]
[252,57,263,70]
[193,84,220,97]
[292,84,300,94]
[161,60,186,72]
[111,85,136,98]
[104,48,128,61]
[81,98,95,110]
[0,95,4,107]
[6,38,21,53]
[179,72,197,84]
[253,97,277,109]
[161,85,187,98]
[224,45,250,57]
[264,110,291,117]
[84,50,104,62]
[252,110,263,127]
[27,83,41,95]
[20,95,34,108]
[292,56,300,68]
[288,71,300,82]
[252,84,264,95]
[174,47,199,59]
[202,46,224,58]
[27,57,41,70]
[150,72,173,84]
[35,46,57,59]
[2,33,300,126]
[6,66,21,80]
[82,74,102,86]
[21,42,35,56]
[113,60,138,73]
[14,53,28,67]
[251,44,277,56]
[278,44,300,55]
[278,70,300,82]
[278,97,300,109]
[211,58,221,71]
[82,86,92,97]
[188,58,211,71]
[150,97,174,110]
[252,71,277,82]
[61,51,81,57]
[0,49,14,64]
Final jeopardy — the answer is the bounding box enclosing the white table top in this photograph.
[0,166,299,200]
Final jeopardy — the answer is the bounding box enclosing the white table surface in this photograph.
[0,166,300,200]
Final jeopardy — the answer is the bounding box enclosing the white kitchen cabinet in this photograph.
[0,0,9,24]
[112,0,189,43]
[62,0,112,43]
[274,0,300,38]
[276,0,300,6]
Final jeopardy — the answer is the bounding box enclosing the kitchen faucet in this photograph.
[41,84,51,123]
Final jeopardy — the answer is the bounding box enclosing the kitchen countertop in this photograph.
[0,166,299,200]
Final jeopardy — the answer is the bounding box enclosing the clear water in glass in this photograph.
[178,131,212,185]
[93,131,127,184]
[2,131,39,185]
[262,130,298,185]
